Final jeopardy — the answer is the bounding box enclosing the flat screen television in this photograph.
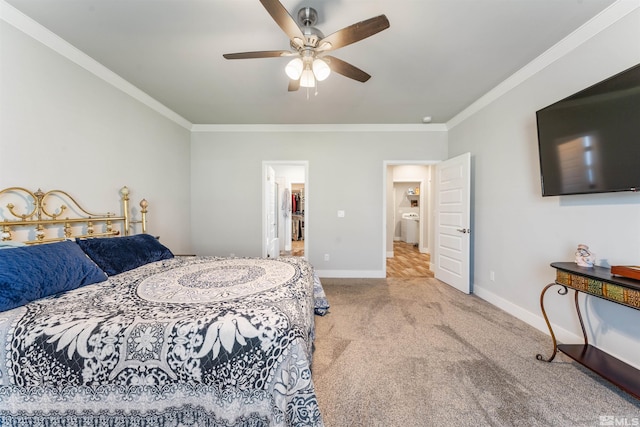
[536,63,640,196]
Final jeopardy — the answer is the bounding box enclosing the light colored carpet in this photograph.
[312,278,639,427]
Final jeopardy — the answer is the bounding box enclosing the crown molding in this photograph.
[1,1,446,134]
[1,1,193,130]
[446,0,640,130]
[7,0,632,133]
[191,123,448,132]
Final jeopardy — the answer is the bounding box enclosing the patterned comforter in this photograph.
[0,256,329,426]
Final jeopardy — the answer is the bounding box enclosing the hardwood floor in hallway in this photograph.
[280,240,304,257]
[281,240,430,278]
[387,241,434,278]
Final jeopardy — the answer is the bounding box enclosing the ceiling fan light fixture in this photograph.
[312,58,331,81]
[285,58,304,80]
[300,68,315,88]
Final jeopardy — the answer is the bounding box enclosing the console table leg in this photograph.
[536,283,568,362]
[573,289,589,346]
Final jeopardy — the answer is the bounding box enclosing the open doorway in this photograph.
[383,162,437,278]
[263,161,308,259]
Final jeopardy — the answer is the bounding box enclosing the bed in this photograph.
[0,187,328,426]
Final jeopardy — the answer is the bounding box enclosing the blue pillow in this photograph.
[76,234,174,276]
[0,240,108,312]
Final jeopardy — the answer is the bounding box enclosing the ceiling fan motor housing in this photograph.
[294,7,324,47]
[297,7,318,26]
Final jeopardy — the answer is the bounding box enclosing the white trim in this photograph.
[315,269,385,279]
[260,163,268,259]
[446,0,640,130]
[191,123,448,133]
[0,0,192,130]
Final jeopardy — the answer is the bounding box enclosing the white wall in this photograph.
[0,20,192,254]
[190,128,447,277]
[448,6,640,368]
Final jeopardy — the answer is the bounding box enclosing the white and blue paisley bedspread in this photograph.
[0,256,329,426]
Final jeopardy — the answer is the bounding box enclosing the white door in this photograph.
[275,177,288,253]
[264,166,279,258]
[435,152,471,294]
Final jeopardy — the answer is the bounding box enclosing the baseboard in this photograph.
[316,269,385,279]
[386,251,394,258]
[473,285,640,370]
[473,285,581,345]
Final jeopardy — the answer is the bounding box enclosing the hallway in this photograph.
[387,241,433,278]
[280,240,304,257]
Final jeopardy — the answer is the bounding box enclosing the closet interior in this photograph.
[291,183,304,245]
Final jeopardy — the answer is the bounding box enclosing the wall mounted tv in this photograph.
[536,63,640,196]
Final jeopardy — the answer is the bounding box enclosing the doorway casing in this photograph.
[383,161,438,277]
[262,161,309,259]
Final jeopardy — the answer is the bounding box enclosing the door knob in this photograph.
[456,228,470,234]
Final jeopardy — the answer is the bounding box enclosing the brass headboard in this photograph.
[0,186,147,245]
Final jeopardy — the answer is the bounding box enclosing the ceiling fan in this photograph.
[223,0,390,92]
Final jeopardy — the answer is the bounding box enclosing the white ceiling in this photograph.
[5,0,616,125]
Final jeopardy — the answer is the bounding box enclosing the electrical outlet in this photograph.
[324,254,330,261]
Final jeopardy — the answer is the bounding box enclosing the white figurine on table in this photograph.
[575,244,595,267]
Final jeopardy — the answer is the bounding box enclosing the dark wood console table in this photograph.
[536,262,640,399]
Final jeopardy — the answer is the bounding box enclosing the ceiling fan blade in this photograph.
[288,79,300,92]
[317,15,390,52]
[324,56,371,82]
[223,50,293,59]
[259,0,305,43]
